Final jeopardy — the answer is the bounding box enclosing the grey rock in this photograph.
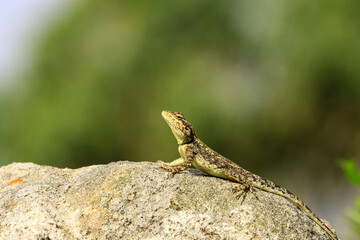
[0,161,336,240]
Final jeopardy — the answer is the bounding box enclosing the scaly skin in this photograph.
[158,110,339,240]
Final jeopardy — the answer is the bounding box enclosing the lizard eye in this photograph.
[174,112,184,119]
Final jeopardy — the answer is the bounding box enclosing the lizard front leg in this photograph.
[157,158,185,167]
[159,146,195,174]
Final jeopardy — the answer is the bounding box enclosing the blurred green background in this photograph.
[1,0,360,238]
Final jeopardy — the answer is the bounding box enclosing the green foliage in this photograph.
[341,159,360,185]
[1,0,360,177]
[340,159,360,235]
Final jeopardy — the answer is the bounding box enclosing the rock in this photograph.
[0,161,336,240]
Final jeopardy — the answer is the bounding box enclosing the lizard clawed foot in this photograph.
[157,160,166,165]
[233,184,258,200]
[157,162,184,175]
[157,158,191,175]
[157,160,173,167]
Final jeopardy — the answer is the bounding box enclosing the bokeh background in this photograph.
[1,0,359,238]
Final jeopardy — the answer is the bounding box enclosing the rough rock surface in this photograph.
[0,161,336,240]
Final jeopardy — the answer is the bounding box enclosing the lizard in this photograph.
[158,110,339,240]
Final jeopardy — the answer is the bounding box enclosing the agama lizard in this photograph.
[158,110,338,240]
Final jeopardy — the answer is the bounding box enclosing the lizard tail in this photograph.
[256,185,339,240]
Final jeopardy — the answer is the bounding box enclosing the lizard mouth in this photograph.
[161,110,171,119]
[161,111,174,127]
[161,110,193,145]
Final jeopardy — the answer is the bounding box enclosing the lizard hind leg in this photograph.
[233,183,259,200]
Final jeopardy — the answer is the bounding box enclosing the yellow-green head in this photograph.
[161,110,195,145]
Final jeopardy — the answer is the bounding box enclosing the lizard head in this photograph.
[161,110,195,145]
